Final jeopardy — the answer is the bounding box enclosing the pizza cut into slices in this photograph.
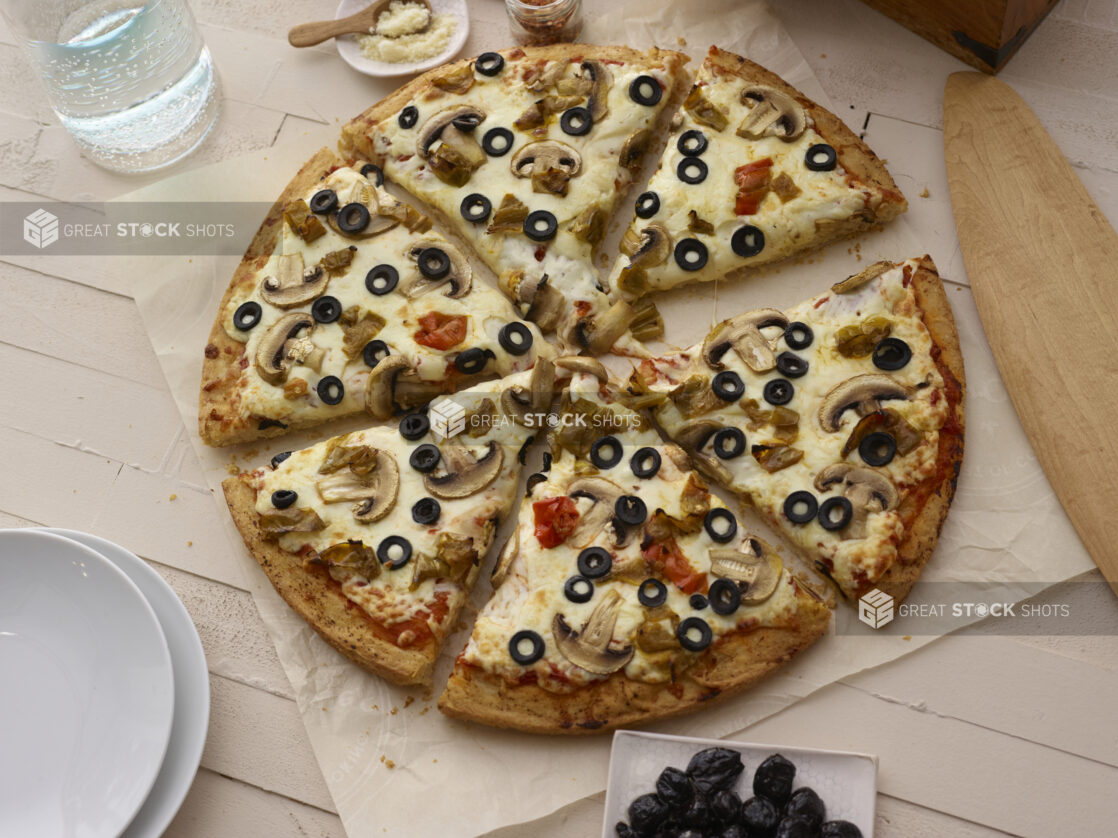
[223,364,556,685]
[631,256,965,602]
[606,47,907,302]
[439,365,830,733]
[340,45,688,355]
[200,147,552,446]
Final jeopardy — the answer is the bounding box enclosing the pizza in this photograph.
[200,147,552,446]
[606,47,907,302]
[340,45,689,355]
[630,256,965,602]
[439,366,831,733]
[222,365,553,684]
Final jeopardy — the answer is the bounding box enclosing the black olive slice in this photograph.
[481,126,514,157]
[360,163,384,186]
[452,111,482,132]
[269,451,292,469]
[523,210,558,242]
[783,490,818,524]
[399,413,430,440]
[689,593,709,610]
[776,351,808,379]
[311,295,341,323]
[731,225,765,258]
[508,629,544,665]
[635,191,660,218]
[784,321,814,350]
[417,247,451,279]
[454,347,492,375]
[377,535,413,569]
[362,340,390,368]
[411,497,441,525]
[805,143,838,172]
[859,432,897,467]
[475,51,505,76]
[630,447,661,479]
[677,129,708,156]
[637,578,668,608]
[460,193,492,223]
[365,264,399,296]
[564,575,594,604]
[398,105,419,129]
[709,578,741,615]
[677,616,712,651]
[677,156,709,184]
[818,496,854,531]
[577,546,612,579]
[336,202,370,234]
[498,322,533,355]
[629,74,662,106]
[541,452,552,472]
[409,443,441,473]
[309,189,338,214]
[713,427,746,459]
[316,376,344,405]
[763,378,794,406]
[560,106,593,136]
[589,436,623,469]
[271,489,297,509]
[233,301,262,331]
[615,495,648,526]
[704,508,738,543]
[674,238,709,271]
[712,370,745,401]
[873,337,912,371]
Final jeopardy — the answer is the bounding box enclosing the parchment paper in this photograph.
[128,2,1094,835]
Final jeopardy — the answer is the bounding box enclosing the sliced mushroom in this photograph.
[490,528,520,588]
[737,86,807,141]
[814,463,899,540]
[393,370,446,411]
[554,355,608,382]
[315,449,400,523]
[818,374,910,432]
[500,358,555,426]
[566,476,626,548]
[416,105,487,157]
[709,539,783,604]
[424,440,504,499]
[364,355,410,420]
[581,59,614,122]
[702,309,789,373]
[261,252,330,308]
[552,589,634,675]
[403,239,473,298]
[674,419,732,485]
[619,128,652,172]
[831,261,893,295]
[625,223,671,269]
[511,140,582,178]
[254,312,318,386]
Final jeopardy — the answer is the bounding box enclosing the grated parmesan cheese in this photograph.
[358,2,455,64]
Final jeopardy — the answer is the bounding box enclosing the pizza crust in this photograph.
[438,591,830,734]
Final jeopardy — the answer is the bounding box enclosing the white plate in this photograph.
[604,731,878,837]
[35,529,210,838]
[0,529,175,838]
[334,0,470,78]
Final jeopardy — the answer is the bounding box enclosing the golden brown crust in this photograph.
[223,474,438,685]
[438,591,830,734]
[199,148,347,447]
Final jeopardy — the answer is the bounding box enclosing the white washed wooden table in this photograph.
[2,1,1117,835]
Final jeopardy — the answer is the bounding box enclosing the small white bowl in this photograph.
[335,0,470,78]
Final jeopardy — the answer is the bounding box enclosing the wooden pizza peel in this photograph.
[943,71,1118,597]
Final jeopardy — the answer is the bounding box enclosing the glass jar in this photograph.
[505,0,583,46]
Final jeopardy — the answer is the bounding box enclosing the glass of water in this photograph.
[1,0,221,173]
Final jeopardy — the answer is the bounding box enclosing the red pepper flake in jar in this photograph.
[506,0,583,46]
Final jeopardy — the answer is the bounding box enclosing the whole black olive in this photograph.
[682,794,715,832]
[784,787,825,830]
[774,816,815,838]
[741,796,781,837]
[686,747,744,795]
[614,822,636,838]
[710,789,741,828]
[655,766,693,812]
[820,820,864,838]
[721,826,749,838]
[753,754,796,806]
[628,793,671,836]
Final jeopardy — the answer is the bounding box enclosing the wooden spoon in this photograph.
[288,0,433,48]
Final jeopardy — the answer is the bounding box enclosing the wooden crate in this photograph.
[858,0,1060,73]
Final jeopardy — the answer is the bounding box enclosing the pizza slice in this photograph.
[223,364,555,685]
[439,365,830,733]
[606,47,907,302]
[340,45,689,355]
[631,256,965,602]
[200,147,552,446]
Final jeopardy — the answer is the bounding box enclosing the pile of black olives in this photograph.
[616,748,863,838]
